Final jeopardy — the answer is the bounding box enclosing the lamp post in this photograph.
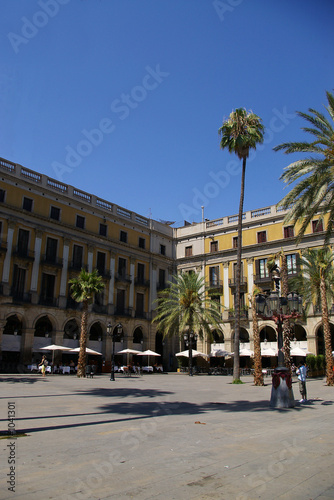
[255,290,303,407]
[107,322,122,381]
[183,331,198,376]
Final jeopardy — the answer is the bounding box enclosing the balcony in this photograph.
[66,297,81,310]
[95,268,111,280]
[92,303,108,314]
[135,311,150,320]
[68,262,88,272]
[41,254,63,268]
[135,277,150,287]
[114,307,131,317]
[206,279,223,293]
[228,277,247,290]
[39,297,58,307]
[228,308,249,320]
[254,274,272,286]
[12,245,34,261]
[115,272,132,283]
[157,282,169,291]
[11,291,32,304]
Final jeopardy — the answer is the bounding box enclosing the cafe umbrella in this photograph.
[40,344,73,367]
[137,349,161,368]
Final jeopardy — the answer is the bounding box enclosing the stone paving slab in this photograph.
[0,373,333,500]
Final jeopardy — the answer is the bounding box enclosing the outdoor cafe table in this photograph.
[38,365,51,373]
[142,366,153,373]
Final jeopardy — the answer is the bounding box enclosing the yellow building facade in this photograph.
[1,155,333,372]
[0,157,177,372]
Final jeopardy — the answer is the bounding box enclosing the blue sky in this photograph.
[1,0,334,226]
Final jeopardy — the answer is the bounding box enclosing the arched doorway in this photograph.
[316,323,334,355]
[63,319,80,345]
[33,315,54,359]
[1,315,23,372]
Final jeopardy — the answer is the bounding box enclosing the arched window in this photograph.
[64,319,79,340]
[35,316,53,338]
[133,327,143,344]
[260,326,276,342]
[3,315,22,335]
[212,329,224,343]
[89,322,103,341]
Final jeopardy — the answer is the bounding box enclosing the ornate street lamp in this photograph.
[255,288,303,408]
[183,331,198,376]
[107,322,122,381]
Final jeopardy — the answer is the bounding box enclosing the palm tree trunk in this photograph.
[280,252,293,370]
[233,157,246,381]
[320,276,334,386]
[252,293,263,386]
[77,300,88,378]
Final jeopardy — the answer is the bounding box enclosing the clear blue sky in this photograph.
[1,0,333,226]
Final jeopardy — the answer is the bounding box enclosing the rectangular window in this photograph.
[232,236,238,249]
[139,237,146,249]
[233,262,244,280]
[160,244,166,256]
[116,289,125,313]
[259,258,269,278]
[136,292,144,316]
[185,246,192,257]
[158,269,166,288]
[257,231,267,243]
[72,245,83,269]
[23,197,33,212]
[287,254,298,275]
[17,229,29,256]
[210,241,218,252]
[137,263,145,283]
[99,223,107,237]
[46,237,58,263]
[12,265,26,298]
[118,257,127,277]
[50,206,60,221]
[0,189,5,203]
[120,230,127,243]
[284,226,294,238]
[41,273,55,303]
[76,215,85,229]
[312,220,324,233]
[96,251,106,275]
[209,266,219,286]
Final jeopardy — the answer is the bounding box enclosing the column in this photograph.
[30,230,43,303]
[108,253,115,314]
[59,238,70,308]
[128,257,135,313]
[223,262,230,309]
[87,245,94,272]
[2,221,15,293]
[247,258,254,295]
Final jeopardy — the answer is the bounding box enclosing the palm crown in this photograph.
[219,108,264,159]
[274,90,334,243]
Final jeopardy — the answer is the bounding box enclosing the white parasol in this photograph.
[68,347,102,355]
[40,344,73,367]
[175,349,209,359]
[137,349,161,367]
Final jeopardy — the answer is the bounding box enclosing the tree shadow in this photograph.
[0,376,41,384]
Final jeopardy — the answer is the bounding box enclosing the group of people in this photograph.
[38,357,78,376]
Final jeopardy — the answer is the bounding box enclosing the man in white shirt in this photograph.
[296,361,307,403]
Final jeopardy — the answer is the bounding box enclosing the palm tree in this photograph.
[152,272,222,372]
[250,287,264,386]
[69,269,105,378]
[219,108,264,381]
[289,247,334,386]
[274,90,334,244]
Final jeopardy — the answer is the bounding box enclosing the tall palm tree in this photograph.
[69,269,105,378]
[274,90,334,244]
[250,286,264,386]
[153,272,222,372]
[289,247,334,386]
[219,108,264,381]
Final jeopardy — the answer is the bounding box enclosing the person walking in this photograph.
[296,361,307,402]
[39,355,47,377]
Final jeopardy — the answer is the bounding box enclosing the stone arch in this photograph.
[89,321,103,341]
[259,325,277,342]
[211,329,224,343]
[63,318,80,340]
[240,327,249,344]
[133,326,144,344]
[3,314,23,336]
[34,315,53,338]
[293,323,307,341]
[315,322,334,355]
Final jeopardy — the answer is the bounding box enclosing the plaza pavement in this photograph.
[0,372,334,500]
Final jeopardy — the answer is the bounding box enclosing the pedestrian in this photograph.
[39,355,47,377]
[296,361,307,402]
